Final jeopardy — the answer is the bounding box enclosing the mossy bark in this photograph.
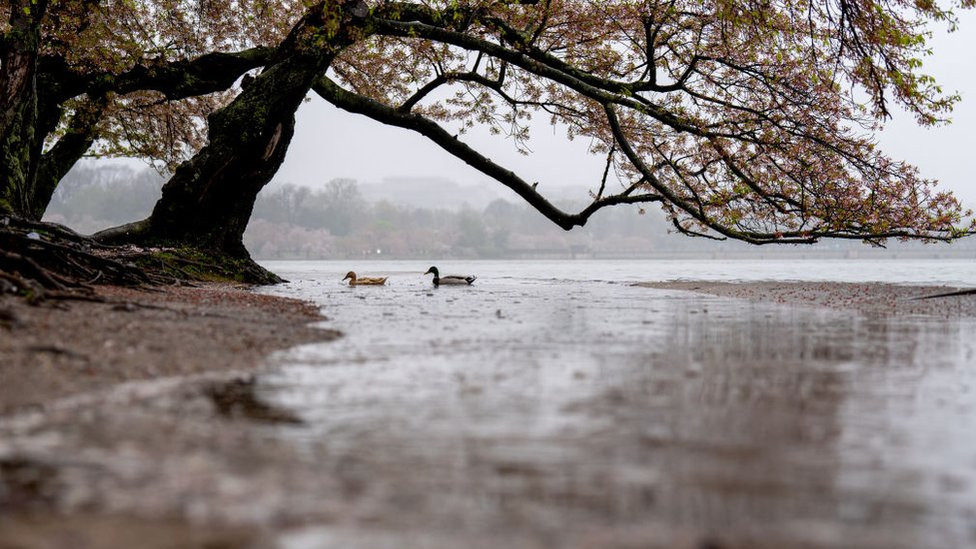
[0,0,47,218]
[0,101,37,216]
[138,3,366,256]
[91,2,371,283]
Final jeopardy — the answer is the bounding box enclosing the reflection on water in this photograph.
[258,261,976,548]
[1,259,974,549]
[205,377,304,425]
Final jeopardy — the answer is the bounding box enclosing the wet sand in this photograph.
[0,284,335,415]
[636,281,976,317]
[0,284,335,549]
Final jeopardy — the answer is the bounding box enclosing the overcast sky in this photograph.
[273,10,976,210]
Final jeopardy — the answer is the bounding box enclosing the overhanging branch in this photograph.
[313,75,664,230]
[40,47,274,103]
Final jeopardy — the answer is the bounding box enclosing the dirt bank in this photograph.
[0,283,336,548]
[0,284,336,415]
[636,280,976,317]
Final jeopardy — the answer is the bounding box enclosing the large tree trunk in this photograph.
[0,0,48,218]
[4,8,273,220]
[142,71,306,257]
[31,97,106,219]
[102,1,365,264]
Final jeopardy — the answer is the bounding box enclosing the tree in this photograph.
[93,1,369,258]
[1,0,282,219]
[311,0,976,245]
[5,1,976,284]
[250,179,365,235]
[316,178,366,236]
[0,0,48,215]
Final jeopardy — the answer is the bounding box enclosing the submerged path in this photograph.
[3,260,976,549]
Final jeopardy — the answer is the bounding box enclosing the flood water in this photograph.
[5,258,976,548]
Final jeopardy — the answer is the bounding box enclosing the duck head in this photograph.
[342,271,356,282]
[424,266,439,277]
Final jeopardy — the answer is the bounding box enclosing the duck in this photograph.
[424,266,476,286]
[342,271,387,286]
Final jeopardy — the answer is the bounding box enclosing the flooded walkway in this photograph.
[3,260,976,548]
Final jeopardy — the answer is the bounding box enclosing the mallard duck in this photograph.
[342,271,387,286]
[424,266,476,286]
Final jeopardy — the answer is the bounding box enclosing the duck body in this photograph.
[343,271,387,286]
[424,266,475,286]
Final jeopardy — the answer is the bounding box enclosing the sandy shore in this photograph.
[1,283,336,548]
[637,280,976,317]
[5,280,967,415]
[0,284,336,415]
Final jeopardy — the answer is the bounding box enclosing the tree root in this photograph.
[1,215,282,304]
[0,216,179,303]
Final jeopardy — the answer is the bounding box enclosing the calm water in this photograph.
[255,259,976,548]
[264,257,976,286]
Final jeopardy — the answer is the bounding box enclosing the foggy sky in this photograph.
[273,10,976,210]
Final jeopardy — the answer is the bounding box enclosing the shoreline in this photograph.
[0,283,337,416]
[637,280,976,317]
[3,278,975,548]
[5,279,972,416]
[0,283,337,548]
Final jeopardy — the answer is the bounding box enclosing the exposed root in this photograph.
[1,216,282,303]
[0,216,177,303]
[112,248,283,285]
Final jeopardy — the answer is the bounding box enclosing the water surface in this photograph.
[256,259,976,548]
[266,257,976,286]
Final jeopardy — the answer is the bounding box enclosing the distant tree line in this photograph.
[244,179,685,259]
[46,165,973,260]
[46,165,702,259]
[44,165,163,233]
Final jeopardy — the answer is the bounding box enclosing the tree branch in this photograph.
[32,96,108,219]
[372,18,706,136]
[39,47,273,103]
[313,75,663,230]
